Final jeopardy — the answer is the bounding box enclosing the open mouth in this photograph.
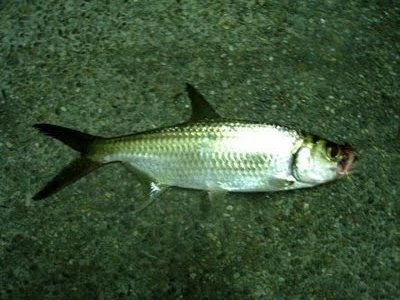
[337,144,356,175]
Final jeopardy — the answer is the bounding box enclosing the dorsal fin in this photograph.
[185,83,222,122]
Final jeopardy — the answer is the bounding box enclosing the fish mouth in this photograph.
[337,144,356,175]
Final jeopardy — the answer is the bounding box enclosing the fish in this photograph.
[32,84,356,200]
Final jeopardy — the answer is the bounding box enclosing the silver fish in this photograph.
[33,84,356,200]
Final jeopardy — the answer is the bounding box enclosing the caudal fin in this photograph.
[33,157,101,200]
[33,124,102,200]
[33,123,98,153]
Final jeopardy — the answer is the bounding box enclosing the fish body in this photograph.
[93,121,306,192]
[33,84,355,200]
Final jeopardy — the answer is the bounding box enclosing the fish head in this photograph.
[293,138,356,185]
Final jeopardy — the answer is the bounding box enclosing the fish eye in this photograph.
[326,142,340,160]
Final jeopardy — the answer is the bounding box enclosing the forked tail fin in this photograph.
[33,123,98,153]
[33,124,103,200]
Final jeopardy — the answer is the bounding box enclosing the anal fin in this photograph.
[122,163,169,213]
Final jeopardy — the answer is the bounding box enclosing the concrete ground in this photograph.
[1,1,399,298]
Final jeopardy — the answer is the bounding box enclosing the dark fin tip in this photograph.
[34,123,98,153]
[33,158,101,200]
[185,83,222,122]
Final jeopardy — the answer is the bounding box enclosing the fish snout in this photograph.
[337,144,356,175]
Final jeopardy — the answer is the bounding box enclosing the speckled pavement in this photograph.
[1,1,399,298]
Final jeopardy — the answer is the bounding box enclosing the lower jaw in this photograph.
[339,153,356,174]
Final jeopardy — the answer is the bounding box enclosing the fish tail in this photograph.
[33,123,103,200]
[33,123,98,153]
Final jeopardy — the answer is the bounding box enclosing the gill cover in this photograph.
[292,139,339,184]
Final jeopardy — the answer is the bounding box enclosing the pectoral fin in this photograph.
[268,177,296,190]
